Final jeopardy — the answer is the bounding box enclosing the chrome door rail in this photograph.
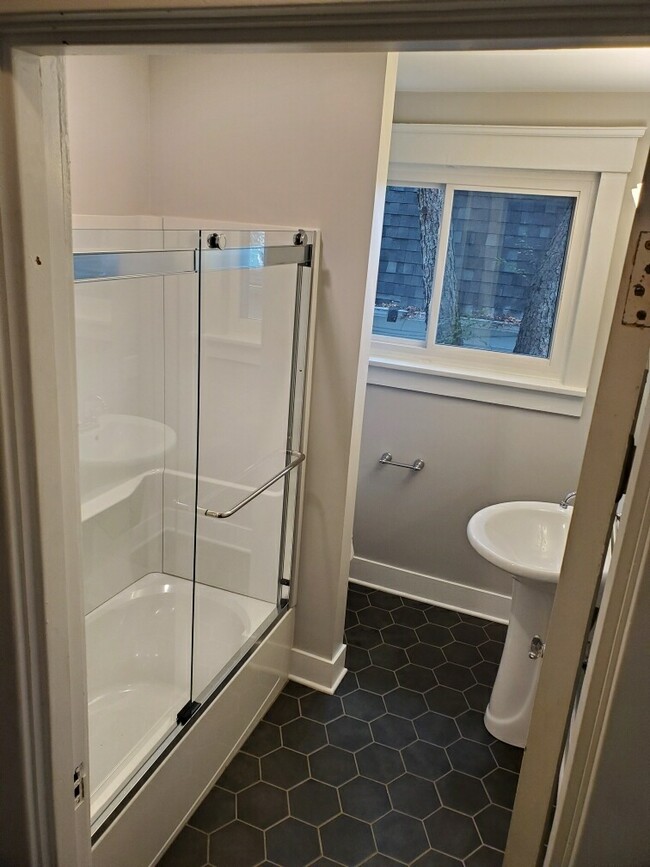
[200,451,305,520]
[73,244,312,282]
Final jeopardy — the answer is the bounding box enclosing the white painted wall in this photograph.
[148,52,389,663]
[353,91,650,608]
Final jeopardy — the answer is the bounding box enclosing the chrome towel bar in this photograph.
[379,452,425,472]
[201,450,305,519]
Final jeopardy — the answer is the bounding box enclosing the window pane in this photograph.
[435,190,575,358]
[373,185,444,341]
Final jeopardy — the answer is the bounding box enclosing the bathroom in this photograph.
[2,26,650,867]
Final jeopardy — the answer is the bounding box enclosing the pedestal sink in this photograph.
[467,501,572,747]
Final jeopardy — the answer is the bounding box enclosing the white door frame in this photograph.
[0,7,649,866]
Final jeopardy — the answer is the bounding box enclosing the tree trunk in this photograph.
[417,187,461,345]
[513,207,572,358]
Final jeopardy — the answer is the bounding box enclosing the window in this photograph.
[369,124,645,416]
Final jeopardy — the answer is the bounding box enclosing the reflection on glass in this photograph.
[436,190,575,358]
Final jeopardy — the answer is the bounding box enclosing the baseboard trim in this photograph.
[290,642,347,694]
[350,556,510,624]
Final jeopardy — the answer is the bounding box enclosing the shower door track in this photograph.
[73,242,313,282]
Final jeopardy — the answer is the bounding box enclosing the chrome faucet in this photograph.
[560,491,577,509]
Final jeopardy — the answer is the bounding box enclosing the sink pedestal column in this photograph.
[485,576,556,748]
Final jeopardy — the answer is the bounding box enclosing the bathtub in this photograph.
[86,572,277,822]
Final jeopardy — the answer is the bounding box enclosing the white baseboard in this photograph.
[290,642,347,694]
[350,556,511,624]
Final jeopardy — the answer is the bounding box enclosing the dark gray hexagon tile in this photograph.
[282,716,328,755]
[347,624,383,650]
[187,786,235,833]
[282,681,314,698]
[479,641,504,665]
[447,739,496,778]
[327,716,373,752]
[402,741,451,782]
[483,767,519,809]
[456,710,494,745]
[414,711,460,747]
[490,740,523,773]
[475,804,512,851]
[465,684,492,712]
[289,778,340,826]
[388,773,440,818]
[158,827,207,867]
[265,693,301,726]
[370,714,416,750]
[301,692,344,723]
[321,813,377,865]
[346,646,371,673]
[369,590,403,611]
[451,622,487,646]
[362,855,403,866]
[413,850,463,866]
[347,589,371,611]
[346,609,359,630]
[424,807,481,859]
[260,748,309,789]
[407,643,445,670]
[373,810,430,863]
[425,686,469,718]
[397,663,438,692]
[403,597,430,610]
[384,687,428,720]
[209,820,264,866]
[484,622,507,643]
[343,689,386,722]
[309,745,358,786]
[218,752,260,793]
[465,845,505,866]
[444,642,482,667]
[472,661,499,687]
[435,662,476,691]
[241,720,281,757]
[425,607,461,627]
[335,671,359,697]
[369,643,409,671]
[392,606,427,628]
[357,606,394,630]
[436,770,489,816]
[356,666,398,695]
[381,624,419,649]
[266,817,321,867]
[356,743,404,783]
[416,623,453,647]
[237,781,288,829]
[339,776,390,822]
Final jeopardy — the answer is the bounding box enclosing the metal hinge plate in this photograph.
[73,763,85,806]
[623,232,650,327]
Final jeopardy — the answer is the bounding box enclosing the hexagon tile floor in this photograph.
[158,584,523,867]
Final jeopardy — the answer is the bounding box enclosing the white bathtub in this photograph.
[86,572,277,822]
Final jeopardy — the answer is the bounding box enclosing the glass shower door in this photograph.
[189,229,313,706]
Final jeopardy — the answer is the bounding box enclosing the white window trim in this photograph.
[369,124,646,416]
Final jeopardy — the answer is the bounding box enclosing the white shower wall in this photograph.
[75,216,293,613]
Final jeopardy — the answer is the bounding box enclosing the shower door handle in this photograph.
[201,451,306,520]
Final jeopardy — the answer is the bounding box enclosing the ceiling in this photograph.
[396,48,650,93]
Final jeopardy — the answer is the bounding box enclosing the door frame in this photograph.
[1,6,649,865]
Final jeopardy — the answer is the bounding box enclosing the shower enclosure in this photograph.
[73,222,314,834]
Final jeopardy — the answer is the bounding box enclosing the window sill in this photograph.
[368,354,585,417]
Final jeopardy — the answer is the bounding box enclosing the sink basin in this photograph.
[79,414,176,500]
[467,500,573,585]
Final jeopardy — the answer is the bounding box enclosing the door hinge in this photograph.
[73,763,85,806]
[623,232,650,327]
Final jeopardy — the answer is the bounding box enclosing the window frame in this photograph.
[369,124,645,416]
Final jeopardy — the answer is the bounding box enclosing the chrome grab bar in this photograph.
[379,452,425,472]
[201,450,305,519]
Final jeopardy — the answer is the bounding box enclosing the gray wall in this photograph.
[353,91,650,599]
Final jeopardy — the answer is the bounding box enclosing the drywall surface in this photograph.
[65,55,151,215]
[149,52,389,662]
[353,91,650,600]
